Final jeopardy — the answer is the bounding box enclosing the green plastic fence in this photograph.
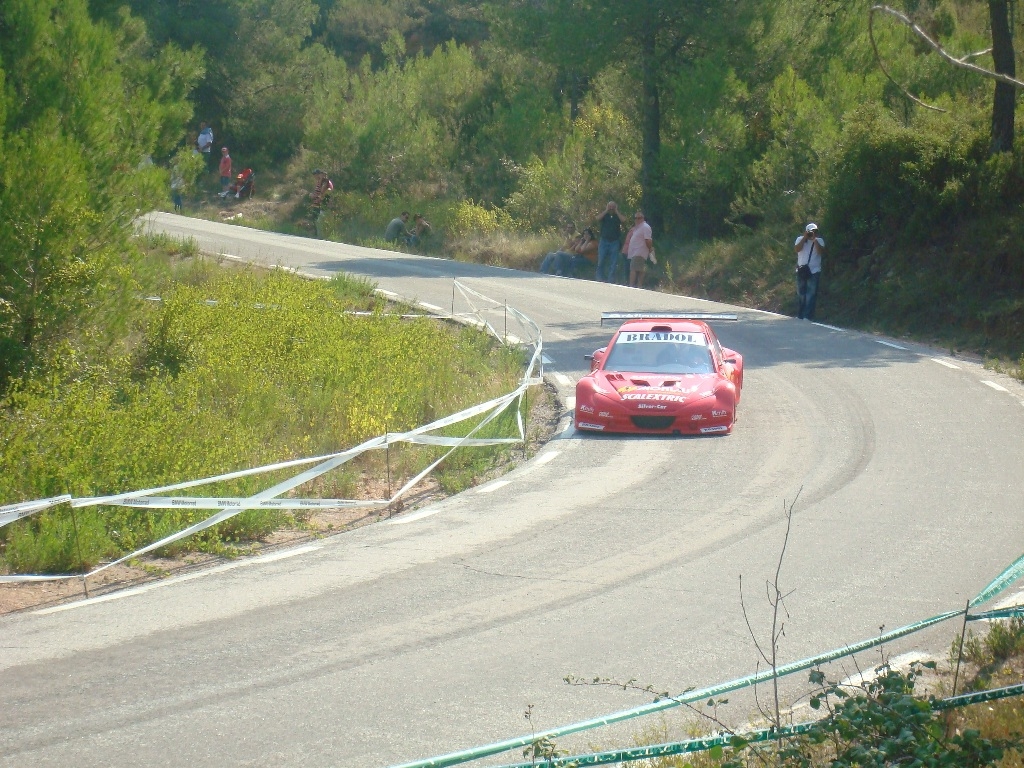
[388,546,1024,768]
[491,682,1024,767]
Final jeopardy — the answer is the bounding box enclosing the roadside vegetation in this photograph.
[0,236,526,574]
[602,638,1024,768]
[706,620,1024,768]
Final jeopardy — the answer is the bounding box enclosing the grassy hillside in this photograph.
[0,237,527,575]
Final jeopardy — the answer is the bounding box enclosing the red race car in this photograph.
[574,313,744,435]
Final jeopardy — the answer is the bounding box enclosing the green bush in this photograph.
[3,509,112,573]
[306,40,486,197]
[446,200,515,239]
[825,107,990,258]
[502,97,640,230]
[721,664,1022,768]
[0,265,524,574]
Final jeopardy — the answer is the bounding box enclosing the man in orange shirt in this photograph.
[218,147,232,197]
[564,227,598,278]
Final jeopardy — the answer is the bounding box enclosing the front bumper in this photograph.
[574,391,735,435]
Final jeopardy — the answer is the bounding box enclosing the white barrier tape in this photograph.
[390,390,524,502]
[1,406,529,586]
[70,452,346,509]
[58,389,522,517]
[454,284,509,344]
[103,497,388,510]
[88,388,527,582]
[0,281,542,584]
[0,495,72,527]
[103,430,526,512]
[70,435,398,583]
[144,296,280,310]
[455,282,506,313]
[399,436,521,446]
[345,311,432,319]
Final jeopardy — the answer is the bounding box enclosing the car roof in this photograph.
[615,319,713,334]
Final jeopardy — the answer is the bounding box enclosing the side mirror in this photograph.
[724,358,737,365]
[584,354,594,361]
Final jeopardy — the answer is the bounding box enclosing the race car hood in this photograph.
[595,371,721,405]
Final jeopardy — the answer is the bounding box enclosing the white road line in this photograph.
[811,322,844,331]
[506,333,523,344]
[554,373,571,386]
[565,396,576,410]
[534,451,560,466]
[418,302,444,313]
[33,545,321,615]
[476,480,511,494]
[931,358,961,369]
[982,380,1010,392]
[388,507,442,525]
[994,590,1024,611]
[874,339,907,350]
[542,354,554,365]
[376,289,400,300]
[839,651,930,688]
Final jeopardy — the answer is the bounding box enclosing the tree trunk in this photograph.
[569,71,581,122]
[639,24,662,232]
[989,0,1015,154]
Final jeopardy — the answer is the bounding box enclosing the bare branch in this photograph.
[768,492,800,733]
[740,574,772,667]
[870,5,1024,116]
[959,47,993,64]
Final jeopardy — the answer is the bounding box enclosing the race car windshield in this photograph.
[604,332,714,375]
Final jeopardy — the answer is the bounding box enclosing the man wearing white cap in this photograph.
[794,222,824,320]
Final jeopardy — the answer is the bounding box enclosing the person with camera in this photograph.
[794,223,824,320]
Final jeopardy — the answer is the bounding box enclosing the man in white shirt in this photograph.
[196,122,214,170]
[625,211,654,288]
[794,222,825,320]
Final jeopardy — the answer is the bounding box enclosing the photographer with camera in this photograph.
[794,223,824,320]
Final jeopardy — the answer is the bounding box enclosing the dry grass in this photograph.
[450,229,561,272]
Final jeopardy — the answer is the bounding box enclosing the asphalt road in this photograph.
[2,213,1023,767]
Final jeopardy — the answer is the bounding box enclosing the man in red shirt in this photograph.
[218,147,232,197]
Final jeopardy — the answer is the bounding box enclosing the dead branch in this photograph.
[869,5,1024,114]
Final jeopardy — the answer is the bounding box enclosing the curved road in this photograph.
[2,213,1023,767]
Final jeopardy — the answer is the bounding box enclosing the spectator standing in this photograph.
[384,212,411,243]
[218,147,232,196]
[595,201,627,282]
[794,223,824,320]
[170,165,184,212]
[310,169,333,238]
[619,221,636,284]
[625,211,654,288]
[196,122,214,169]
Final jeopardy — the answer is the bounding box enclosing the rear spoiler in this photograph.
[600,311,739,326]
